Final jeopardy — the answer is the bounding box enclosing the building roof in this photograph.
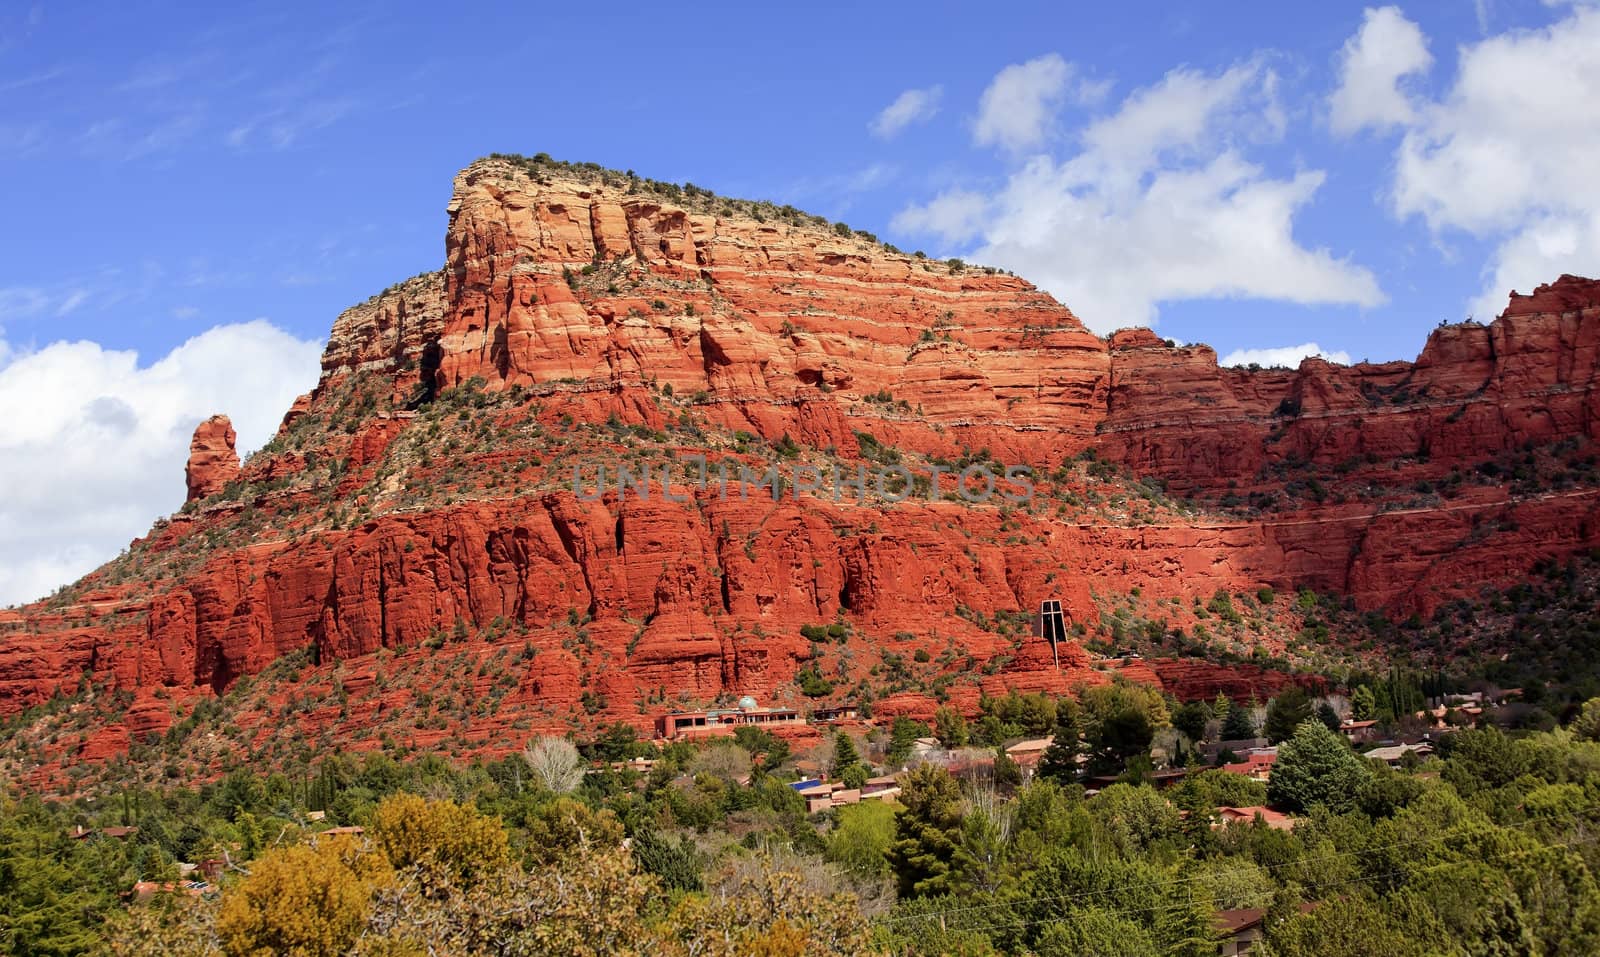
[1214,907,1268,935]
[1214,903,1317,936]
[1215,806,1296,830]
[1363,743,1434,762]
[75,825,139,840]
[1219,752,1277,776]
[1005,737,1054,755]
[129,880,208,902]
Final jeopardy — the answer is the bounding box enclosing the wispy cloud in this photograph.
[78,110,206,161]
[0,286,50,320]
[871,85,942,139]
[0,65,67,94]
[54,290,88,316]
[226,95,356,150]
[0,122,46,156]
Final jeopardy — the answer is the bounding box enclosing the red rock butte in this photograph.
[2,155,1597,768]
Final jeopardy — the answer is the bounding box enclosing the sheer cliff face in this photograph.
[2,157,1598,769]
[426,160,1114,460]
[1100,295,1600,492]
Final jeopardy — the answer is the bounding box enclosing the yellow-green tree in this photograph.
[368,793,509,893]
[216,835,391,957]
[662,856,871,957]
[523,797,625,865]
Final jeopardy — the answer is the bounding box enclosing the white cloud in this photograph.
[871,85,942,139]
[974,54,1073,151]
[0,320,322,606]
[1383,5,1600,319]
[889,190,990,244]
[1220,342,1353,368]
[1329,6,1433,135]
[896,61,1384,331]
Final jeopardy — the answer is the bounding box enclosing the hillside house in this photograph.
[656,703,804,739]
[1340,719,1380,744]
[1364,742,1434,767]
[1218,750,1277,782]
[1214,806,1297,831]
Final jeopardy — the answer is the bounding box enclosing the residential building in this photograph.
[1218,750,1277,782]
[656,700,805,739]
[1340,719,1380,745]
[1363,742,1434,767]
[1214,806,1297,831]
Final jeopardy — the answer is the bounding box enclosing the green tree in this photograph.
[1171,700,1210,744]
[632,829,703,892]
[1089,783,1182,856]
[993,748,1022,790]
[1037,702,1082,784]
[1266,896,1429,957]
[1317,701,1342,731]
[826,801,895,877]
[1350,685,1378,722]
[0,802,111,956]
[1212,692,1232,727]
[889,764,966,898]
[1265,687,1314,743]
[887,716,932,766]
[732,725,792,771]
[933,706,969,749]
[1267,720,1373,813]
[1439,726,1533,796]
[523,798,625,865]
[585,722,646,762]
[1034,908,1161,957]
[830,730,863,779]
[1571,697,1600,741]
[1222,701,1259,740]
[1087,707,1153,775]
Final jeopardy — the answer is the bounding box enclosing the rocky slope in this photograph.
[2,155,1597,779]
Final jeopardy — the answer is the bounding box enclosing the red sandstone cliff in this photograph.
[1,156,1597,774]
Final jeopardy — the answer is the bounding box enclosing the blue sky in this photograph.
[2,0,1598,604]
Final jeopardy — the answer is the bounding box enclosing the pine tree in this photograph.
[1264,687,1314,744]
[888,764,966,898]
[831,730,862,779]
[1222,699,1259,740]
[1038,702,1082,784]
[1317,701,1341,731]
[1213,692,1231,725]
[933,706,969,749]
[1267,721,1372,813]
[887,716,931,766]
